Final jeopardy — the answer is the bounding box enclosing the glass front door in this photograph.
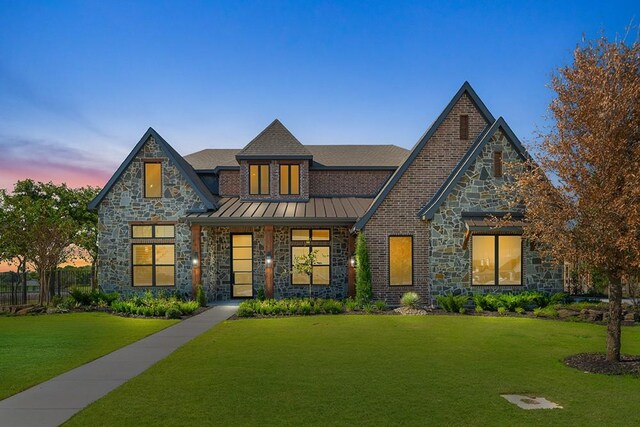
[231,234,253,298]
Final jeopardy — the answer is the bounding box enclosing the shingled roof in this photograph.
[235,119,312,160]
[183,145,409,171]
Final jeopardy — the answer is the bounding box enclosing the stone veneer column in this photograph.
[264,224,274,298]
[191,224,201,295]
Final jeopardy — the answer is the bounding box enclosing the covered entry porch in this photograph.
[186,197,372,301]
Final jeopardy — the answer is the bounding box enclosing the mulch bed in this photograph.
[564,353,640,376]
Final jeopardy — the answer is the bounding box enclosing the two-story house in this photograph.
[89,82,563,304]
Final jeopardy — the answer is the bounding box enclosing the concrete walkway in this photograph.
[0,304,238,427]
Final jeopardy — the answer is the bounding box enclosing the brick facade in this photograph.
[238,160,310,201]
[218,170,240,196]
[363,94,490,305]
[309,170,393,197]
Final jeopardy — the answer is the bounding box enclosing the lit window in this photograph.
[389,236,412,286]
[280,164,300,195]
[250,164,270,195]
[144,163,162,198]
[291,229,331,286]
[291,229,330,241]
[292,246,330,286]
[471,235,522,286]
[131,224,175,287]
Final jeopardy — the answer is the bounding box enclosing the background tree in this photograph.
[510,34,639,362]
[355,233,372,304]
[70,186,100,289]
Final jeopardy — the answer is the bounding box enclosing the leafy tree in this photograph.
[355,233,372,304]
[292,248,319,298]
[69,186,100,289]
[0,188,33,299]
[509,34,639,362]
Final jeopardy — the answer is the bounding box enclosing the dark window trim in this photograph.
[131,242,176,288]
[249,164,270,195]
[290,228,331,242]
[131,224,176,239]
[290,245,332,286]
[279,164,300,195]
[290,228,331,286]
[470,234,523,287]
[131,224,176,287]
[388,235,414,287]
[230,233,254,298]
[143,162,162,198]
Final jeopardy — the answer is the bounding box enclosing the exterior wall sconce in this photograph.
[265,252,273,268]
[350,255,357,268]
[192,251,200,266]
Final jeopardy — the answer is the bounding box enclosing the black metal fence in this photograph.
[0,269,92,306]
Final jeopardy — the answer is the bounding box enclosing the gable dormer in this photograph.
[236,119,311,201]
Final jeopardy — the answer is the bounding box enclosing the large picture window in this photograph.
[249,164,270,195]
[280,164,300,195]
[144,162,162,198]
[471,235,522,286]
[389,236,413,286]
[131,224,175,287]
[291,229,330,286]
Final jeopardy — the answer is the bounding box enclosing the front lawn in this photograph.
[0,312,177,400]
[67,316,640,426]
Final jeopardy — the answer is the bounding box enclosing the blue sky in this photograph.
[0,0,636,189]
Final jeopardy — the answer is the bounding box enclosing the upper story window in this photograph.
[249,164,270,195]
[144,162,162,198]
[280,164,300,195]
[493,151,503,177]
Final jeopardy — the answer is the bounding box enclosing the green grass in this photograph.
[67,316,640,426]
[0,312,177,400]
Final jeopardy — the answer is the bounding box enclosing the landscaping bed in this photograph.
[564,353,640,376]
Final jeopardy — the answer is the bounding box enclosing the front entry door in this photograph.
[231,234,253,298]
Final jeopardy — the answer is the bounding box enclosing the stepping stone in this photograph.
[501,394,563,410]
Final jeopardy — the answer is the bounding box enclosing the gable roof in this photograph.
[88,128,218,211]
[352,82,495,231]
[184,149,239,171]
[236,119,313,160]
[417,117,530,220]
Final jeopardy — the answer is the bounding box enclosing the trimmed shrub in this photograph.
[355,233,373,304]
[344,298,359,312]
[400,292,420,308]
[165,307,182,319]
[196,285,207,307]
[374,300,388,312]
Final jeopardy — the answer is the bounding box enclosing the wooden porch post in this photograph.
[264,224,274,299]
[347,233,356,298]
[191,224,202,296]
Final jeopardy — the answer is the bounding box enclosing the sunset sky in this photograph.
[0,1,637,272]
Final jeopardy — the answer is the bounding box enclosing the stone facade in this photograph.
[363,93,489,305]
[97,136,204,296]
[239,160,310,201]
[429,130,564,298]
[309,170,393,197]
[201,225,349,300]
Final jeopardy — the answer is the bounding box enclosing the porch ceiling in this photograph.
[185,196,373,225]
